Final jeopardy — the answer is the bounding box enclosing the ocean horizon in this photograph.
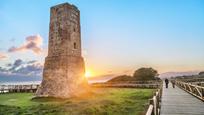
[0,79,107,85]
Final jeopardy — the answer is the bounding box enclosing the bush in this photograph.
[198,71,204,75]
[133,68,158,81]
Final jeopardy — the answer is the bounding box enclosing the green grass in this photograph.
[0,88,155,115]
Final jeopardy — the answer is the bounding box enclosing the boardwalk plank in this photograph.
[160,83,204,115]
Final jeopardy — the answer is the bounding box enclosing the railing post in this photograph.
[146,99,154,115]
[201,88,204,98]
[188,85,192,92]
[195,87,202,98]
[149,98,153,105]
[153,96,158,115]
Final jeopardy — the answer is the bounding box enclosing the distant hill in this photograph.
[107,75,134,83]
[159,71,200,78]
[87,74,116,83]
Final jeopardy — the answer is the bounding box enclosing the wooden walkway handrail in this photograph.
[175,80,204,101]
[146,105,154,115]
[146,83,162,115]
[176,78,204,83]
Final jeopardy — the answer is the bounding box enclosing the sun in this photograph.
[85,71,92,78]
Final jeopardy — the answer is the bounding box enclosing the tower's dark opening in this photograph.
[74,42,77,49]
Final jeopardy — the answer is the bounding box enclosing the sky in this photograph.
[0,0,204,78]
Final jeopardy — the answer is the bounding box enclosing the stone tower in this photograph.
[36,3,88,98]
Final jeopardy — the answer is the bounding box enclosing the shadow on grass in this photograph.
[32,96,70,102]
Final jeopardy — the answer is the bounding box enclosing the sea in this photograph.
[0,80,107,85]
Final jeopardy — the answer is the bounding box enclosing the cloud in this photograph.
[13,59,23,67]
[0,52,8,60]
[8,59,23,71]
[0,67,7,72]
[8,34,43,54]
[15,61,43,76]
[0,59,43,78]
[27,60,38,64]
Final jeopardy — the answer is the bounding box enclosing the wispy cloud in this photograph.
[8,34,43,54]
[0,52,8,60]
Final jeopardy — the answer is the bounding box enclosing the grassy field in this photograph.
[0,88,155,115]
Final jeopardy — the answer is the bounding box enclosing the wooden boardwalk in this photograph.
[160,83,204,115]
[0,84,39,93]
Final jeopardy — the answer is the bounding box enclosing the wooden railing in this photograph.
[176,78,204,87]
[0,84,39,93]
[176,80,204,101]
[146,85,162,115]
[176,78,204,83]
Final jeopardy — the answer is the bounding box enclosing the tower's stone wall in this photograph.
[48,3,81,57]
[36,3,88,98]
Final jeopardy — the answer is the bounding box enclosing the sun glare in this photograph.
[85,71,92,78]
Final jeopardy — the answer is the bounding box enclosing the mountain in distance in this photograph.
[159,71,200,78]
